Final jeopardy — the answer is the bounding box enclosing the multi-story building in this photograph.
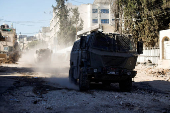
[17,34,27,50]
[0,24,17,53]
[41,27,50,42]
[77,0,115,36]
[35,27,50,42]
[17,34,27,43]
[17,34,37,50]
[50,0,116,51]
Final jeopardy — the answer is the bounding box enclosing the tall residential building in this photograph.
[50,0,116,50]
[77,0,116,36]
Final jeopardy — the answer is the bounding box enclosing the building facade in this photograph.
[77,2,115,36]
[50,0,116,51]
[0,24,17,53]
[158,29,170,68]
[17,34,37,50]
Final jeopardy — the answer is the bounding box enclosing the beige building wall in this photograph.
[0,28,16,52]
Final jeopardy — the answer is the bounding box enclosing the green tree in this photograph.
[53,0,83,46]
[115,0,170,47]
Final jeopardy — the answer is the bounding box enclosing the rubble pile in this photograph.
[145,68,170,81]
[0,53,20,64]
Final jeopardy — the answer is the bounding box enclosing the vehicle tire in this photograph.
[79,67,89,91]
[69,67,77,84]
[119,77,132,92]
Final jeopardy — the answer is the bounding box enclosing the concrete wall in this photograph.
[78,4,91,29]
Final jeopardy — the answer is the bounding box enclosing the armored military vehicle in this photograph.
[34,48,52,63]
[69,31,143,91]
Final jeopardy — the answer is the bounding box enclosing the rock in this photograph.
[134,107,140,111]
[33,100,38,104]
[120,101,123,105]
[46,106,53,110]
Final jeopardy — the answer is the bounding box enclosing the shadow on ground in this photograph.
[1,75,170,95]
[0,66,69,75]
[0,65,170,95]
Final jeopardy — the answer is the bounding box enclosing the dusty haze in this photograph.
[18,45,78,90]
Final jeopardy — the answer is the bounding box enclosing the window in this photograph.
[92,9,98,13]
[4,46,8,51]
[112,19,115,21]
[101,19,109,24]
[92,19,98,23]
[101,9,109,13]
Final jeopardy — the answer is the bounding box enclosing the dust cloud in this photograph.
[18,44,78,90]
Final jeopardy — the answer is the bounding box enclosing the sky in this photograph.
[0,0,94,36]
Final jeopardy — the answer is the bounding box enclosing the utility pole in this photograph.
[98,5,101,29]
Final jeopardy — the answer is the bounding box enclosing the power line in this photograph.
[0,19,51,24]
[17,32,39,35]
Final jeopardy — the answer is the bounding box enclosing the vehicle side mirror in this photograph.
[80,36,86,49]
[137,41,143,54]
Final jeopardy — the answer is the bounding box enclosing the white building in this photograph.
[17,34,27,43]
[49,10,59,51]
[158,29,170,68]
[35,27,50,42]
[17,35,37,50]
[49,0,116,50]
[77,0,116,36]
[81,2,114,29]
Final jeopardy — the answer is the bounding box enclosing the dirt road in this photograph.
[0,63,170,113]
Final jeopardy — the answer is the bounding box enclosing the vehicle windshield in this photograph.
[92,33,113,51]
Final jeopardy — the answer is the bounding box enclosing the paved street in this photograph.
[0,62,170,113]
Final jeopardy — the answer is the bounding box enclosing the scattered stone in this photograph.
[46,106,53,110]
[120,101,123,105]
[10,98,20,102]
[33,100,38,104]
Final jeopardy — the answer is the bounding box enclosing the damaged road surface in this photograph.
[0,64,170,113]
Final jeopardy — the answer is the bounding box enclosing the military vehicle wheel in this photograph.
[79,67,89,91]
[119,77,132,92]
[69,67,77,84]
